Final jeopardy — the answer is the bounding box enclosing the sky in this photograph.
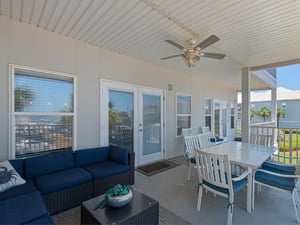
[277,64,300,90]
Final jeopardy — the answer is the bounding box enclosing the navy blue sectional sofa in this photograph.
[0,145,134,225]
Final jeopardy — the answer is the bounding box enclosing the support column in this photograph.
[241,68,251,143]
[271,87,277,126]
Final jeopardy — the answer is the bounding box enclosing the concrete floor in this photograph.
[133,161,300,225]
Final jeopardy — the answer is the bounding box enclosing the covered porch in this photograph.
[1,1,300,224]
[134,160,299,225]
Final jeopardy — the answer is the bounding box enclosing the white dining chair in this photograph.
[195,150,249,225]
[181,128,193,137]
[250,133,275,147]
[200,126,224,144]
[182,128,193,157]
[183,134,200,180]
[253,162,300,223]
[197,133,216,149]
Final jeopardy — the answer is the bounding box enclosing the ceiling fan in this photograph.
[160,34,225,68]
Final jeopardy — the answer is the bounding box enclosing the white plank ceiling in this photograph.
[1,0,300,89]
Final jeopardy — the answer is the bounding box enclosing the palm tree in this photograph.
[257,106,272,122]
[250,108,257,120]
[14,86,34,111]
[109,101,120,131]
[277,108,286,127]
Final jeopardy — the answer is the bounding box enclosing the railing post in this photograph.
[289,129,293,164]
[297,129,299,163]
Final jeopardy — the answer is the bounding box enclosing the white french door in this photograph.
[214,100,228,138]
[100,80,165,166]
[138,88,164,165]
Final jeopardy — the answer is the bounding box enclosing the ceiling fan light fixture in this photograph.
[182,50,200,67]
[161,35,225,67]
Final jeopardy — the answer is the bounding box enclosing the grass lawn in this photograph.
[275,151,300,164]
[275,133,300,164]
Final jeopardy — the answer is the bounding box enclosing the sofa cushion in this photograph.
[83,160,130,179]
[23,215,53,225]
[74,147,109,167]
[0,178,36,201]
[0,160,26,193]
[34,167,92,194]
[109,145,129,165]
[0,191,49,224]
[9,159,24,177]
[25,150,75,178]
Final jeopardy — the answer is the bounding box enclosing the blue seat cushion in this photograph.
[210,137,224,143]
[0,191,49,224]
[262,161,296,175]
[25,150,75,178]
[0,179,37,201]
[202,175,248,194]
[83,160,130,179]
[189,157,196,164]
[109,145,129,165]
[255,171,295,191]
[74,147,109,167]
[34,167,92,194]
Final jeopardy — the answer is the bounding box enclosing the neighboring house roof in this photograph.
[237,87,300,103]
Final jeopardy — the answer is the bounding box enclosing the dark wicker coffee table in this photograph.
[81,189,159,225]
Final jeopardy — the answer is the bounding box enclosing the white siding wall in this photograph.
[0,16,239,160]
[278,100,300,128]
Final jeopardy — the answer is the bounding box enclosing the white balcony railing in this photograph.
[250,125,300,164]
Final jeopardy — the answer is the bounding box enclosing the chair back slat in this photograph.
[197,133,215,149]
[184,135,200,159]
[250,127,275,147]
[196,150,232,190]
[182,128,193,137]
[200,126,211,134]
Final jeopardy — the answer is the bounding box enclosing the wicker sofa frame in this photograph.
[44,151,135,215]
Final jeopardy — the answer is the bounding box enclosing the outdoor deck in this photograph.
[133,159,300,225]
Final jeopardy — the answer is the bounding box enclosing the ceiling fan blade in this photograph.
[160,54,183,60]
[202,52,225,59]
[165,40,185,50]
[195,35,220,50]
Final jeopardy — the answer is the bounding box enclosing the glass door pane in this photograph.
[108,90,133,151]
[214,102,220,136]
[222,107,227,137]
[138,89,164,165]
[142,94,161,156]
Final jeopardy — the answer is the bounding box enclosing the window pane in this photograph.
[205,99,212,114]
[231,116,235,129]
[231,108,234,115]
[15,115,72,157]
[177,95,191,114]
[177,116,191,136]
[205,116,211,129]
[15,74,73,113]
[231,106,235,129]
[12,66,75,158]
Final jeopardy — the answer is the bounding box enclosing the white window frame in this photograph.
[9,64,77,159]
[204,98,212,130]
[176,93,192,137]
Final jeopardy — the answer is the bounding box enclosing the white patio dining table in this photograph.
[201,141,276,213]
